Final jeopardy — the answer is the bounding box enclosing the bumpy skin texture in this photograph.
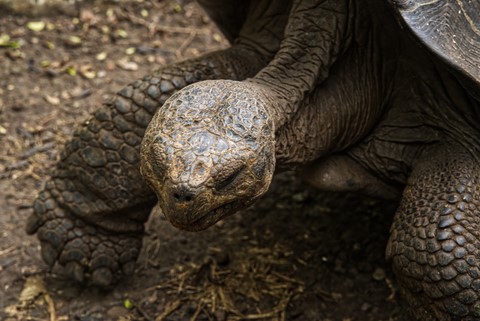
[387,145,480,320]
[29,0,480,320]
[141,81,276,230]
[141,0,353,231]
[26,47,267,285]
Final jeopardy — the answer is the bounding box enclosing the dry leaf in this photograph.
[117,58,138,71]
[27,21,45,32]
[44,94,60,105]
[96,52,107,61]
[19,275,46,303]
[66,35,82,46]
[80,64,96,79]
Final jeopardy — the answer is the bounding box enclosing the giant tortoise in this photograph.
[26,0,480,319]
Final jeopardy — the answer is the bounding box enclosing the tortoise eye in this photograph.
[215,166,245,191]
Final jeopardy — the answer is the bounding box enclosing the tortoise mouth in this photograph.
[170,200,239,232]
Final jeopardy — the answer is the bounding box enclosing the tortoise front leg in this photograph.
[26,47,266,286]
[387,144,480,320]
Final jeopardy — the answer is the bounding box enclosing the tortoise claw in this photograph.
[91,254,118,271]
[65,261,85,283]
[40,241,60,267]
[38,228,63,248]
[122,261,136,276]
[26,213,43,234]
[91,267,113,287]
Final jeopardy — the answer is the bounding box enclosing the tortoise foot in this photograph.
[27,191,142,287]
[388,144,480,320]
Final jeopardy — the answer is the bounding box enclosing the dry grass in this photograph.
[147,242,305,321]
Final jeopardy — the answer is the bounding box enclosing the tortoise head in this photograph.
[141,80,276,231]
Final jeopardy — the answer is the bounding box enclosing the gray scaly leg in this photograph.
[387,144,480,320]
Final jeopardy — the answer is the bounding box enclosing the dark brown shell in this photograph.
[390,0,480,86]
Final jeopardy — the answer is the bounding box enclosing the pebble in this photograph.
[361,302,372,312]
[372,267,386,281]
[292,192,308,202]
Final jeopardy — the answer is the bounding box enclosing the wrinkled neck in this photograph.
[247,0,352,129]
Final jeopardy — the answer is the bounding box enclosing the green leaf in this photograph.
[123,299,134,309]
[173,3,182,13]
[65,66,76,76]
[125,47,136,55]
[68,36,82,46]
[0,34,20,49]
[96,52,107,61]
[40,60,50,67]
[45,41,55,49]
[114,29,128,38]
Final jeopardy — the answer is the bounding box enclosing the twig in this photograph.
[20,142,55,159]
[118,10,157,35]
[175,31,196,59]
[241,293,293,320]
[189,300,205,321]
[385,277,397,301]
[43,292,56,321]
[132,300,154,321]
[154,299,183,321]
[118,9,211,36]
[5,160,29,171]
[0,246,16,256]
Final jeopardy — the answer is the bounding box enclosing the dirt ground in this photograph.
[0,1,408,320]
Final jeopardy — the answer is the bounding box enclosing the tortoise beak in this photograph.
[158,181,237,231]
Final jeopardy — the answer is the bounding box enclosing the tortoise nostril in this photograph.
[172,187,194,202]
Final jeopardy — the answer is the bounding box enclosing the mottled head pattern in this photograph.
[141,80,276,231]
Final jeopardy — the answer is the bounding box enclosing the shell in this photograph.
[391,0,480,86]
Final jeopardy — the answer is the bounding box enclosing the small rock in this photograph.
[70,87,91,99]
[331,292,343,302]
[213,33,223,42]
[372,267,386,281]
[65,35,82,47]
[275,203,286,209]
[96,52,107,61]
[361,302,372,312]
[44,94,60,105]
[117,58,138,71]
[292,192,308,202]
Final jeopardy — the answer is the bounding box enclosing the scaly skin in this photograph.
[141,81,277,230]
[387,144,480,320]
[143,0,480,319]
[26,47,267,286]
[345,73,480,320]
[28,0,480,319]
[140,0,353,230]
